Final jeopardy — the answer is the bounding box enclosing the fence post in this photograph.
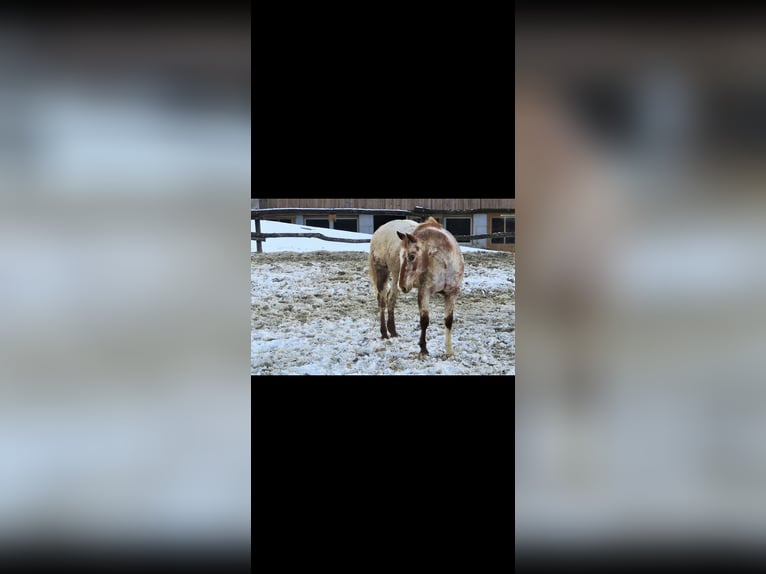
[255,217,263,253]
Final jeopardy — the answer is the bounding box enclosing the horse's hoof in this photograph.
[390,332,399,338]
[418,351,429,359]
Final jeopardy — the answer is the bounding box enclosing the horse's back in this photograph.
[370,219,418,270]
[375,218,418,238]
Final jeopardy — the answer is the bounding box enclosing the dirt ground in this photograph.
[251,250,515,375]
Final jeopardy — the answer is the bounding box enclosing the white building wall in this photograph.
[473,213,488,248]
[359,214,374,235]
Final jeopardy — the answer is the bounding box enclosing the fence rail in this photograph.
[251,232,373,244]
[251,231,514,244]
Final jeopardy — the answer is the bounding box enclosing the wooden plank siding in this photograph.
[478,198,516,210]
[258,198,514,211]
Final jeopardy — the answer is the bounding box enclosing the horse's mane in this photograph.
[416,216,442,231]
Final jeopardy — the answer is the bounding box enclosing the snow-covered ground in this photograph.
[251,221,515,375]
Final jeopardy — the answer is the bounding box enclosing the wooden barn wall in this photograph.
[257,198,514,211]
[478,198,516,210]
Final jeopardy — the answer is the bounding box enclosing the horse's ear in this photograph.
[406,233,417,243]
[396,231,406,241]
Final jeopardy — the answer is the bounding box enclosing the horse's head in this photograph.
[396,230,422,293]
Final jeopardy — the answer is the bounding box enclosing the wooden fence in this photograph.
[251,207,514,253]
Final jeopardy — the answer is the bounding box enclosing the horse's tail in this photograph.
[369,249,378,295]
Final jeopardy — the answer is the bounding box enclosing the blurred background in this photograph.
[517,16,766,553]
[0,12,250,551]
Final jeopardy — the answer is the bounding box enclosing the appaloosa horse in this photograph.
[397,217,465,358]
[369,218,418,340]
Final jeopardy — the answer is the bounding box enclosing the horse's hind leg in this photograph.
[374,265,390,339]
[444,293,457,358]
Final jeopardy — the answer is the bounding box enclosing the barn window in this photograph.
[373,215,405,231]
[444,217,471,242]
[305,217,330,228]
[333,217,358,232]
[491,216,514,244]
